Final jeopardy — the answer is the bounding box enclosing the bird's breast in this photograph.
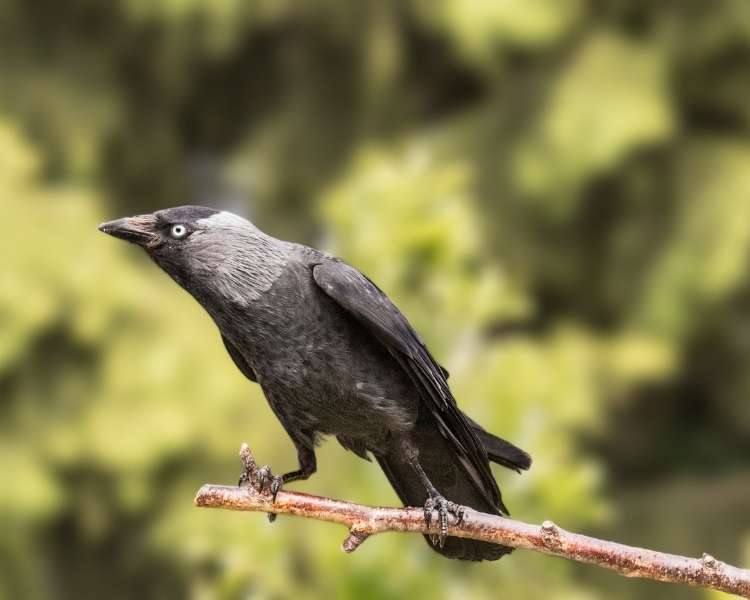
[217,274,419,439]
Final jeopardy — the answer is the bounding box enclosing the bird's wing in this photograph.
[222,334,258,382]
[312,259,502,511]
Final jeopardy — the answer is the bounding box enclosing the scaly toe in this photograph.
[255,465,273,493]
[423,497,435,528]
[437,499,449,547]
[256,469,283,523]
[237,470,251,487]
[451,502,466,525]
[423,495,465,548]
[423,497,438,544]
[269,475,283,502]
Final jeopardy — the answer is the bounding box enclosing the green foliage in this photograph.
[640,140,750,339]
[418,0,584,63]
[515,31,674,212]
[2,1,750,598]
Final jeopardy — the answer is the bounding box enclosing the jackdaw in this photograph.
[99,205,531,561]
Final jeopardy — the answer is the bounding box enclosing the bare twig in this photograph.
[195,444,750,598]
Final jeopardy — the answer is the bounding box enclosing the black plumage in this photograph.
[99,205,531,561]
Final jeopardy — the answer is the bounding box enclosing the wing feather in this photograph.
[312,260,503,511]
[222,334,258,382]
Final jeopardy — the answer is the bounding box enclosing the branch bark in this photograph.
[194,444,750,598]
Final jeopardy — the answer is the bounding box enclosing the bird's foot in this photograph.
[255,465,284,502]
[424,495,465,548]
[238,464,283,523]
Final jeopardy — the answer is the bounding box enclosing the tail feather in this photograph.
[466,415,532,473]
[475,428,532,473]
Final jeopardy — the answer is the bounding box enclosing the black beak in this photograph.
[98,214,158,246]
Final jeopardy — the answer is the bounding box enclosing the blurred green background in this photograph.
[2,1,750,598]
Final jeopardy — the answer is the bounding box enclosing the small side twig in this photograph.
[194,444,750,598]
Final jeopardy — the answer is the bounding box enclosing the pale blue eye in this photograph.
[171,224,187,238]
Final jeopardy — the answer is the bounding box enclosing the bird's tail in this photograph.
[376,420,526,561]
[468,418,532,473]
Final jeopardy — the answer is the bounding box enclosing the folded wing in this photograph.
[312,259,505,513]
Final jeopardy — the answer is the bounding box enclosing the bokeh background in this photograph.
[2,1,750,598]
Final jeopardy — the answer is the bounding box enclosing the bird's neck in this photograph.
[191,231,291,308]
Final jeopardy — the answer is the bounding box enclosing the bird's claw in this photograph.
[424,495,464,548]
[256,465,284,523]
[269,476,282,501]
[256,465,284,499]
[237,469,251,488]
[238,464,284,522]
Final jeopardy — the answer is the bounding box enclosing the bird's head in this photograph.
[98,206,282,302]
[98,205,223,250]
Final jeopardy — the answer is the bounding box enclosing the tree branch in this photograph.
[194,444,750,598]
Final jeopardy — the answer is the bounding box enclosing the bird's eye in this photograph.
[170,224,188,239]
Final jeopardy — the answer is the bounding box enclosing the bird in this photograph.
[99,205,531,561]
